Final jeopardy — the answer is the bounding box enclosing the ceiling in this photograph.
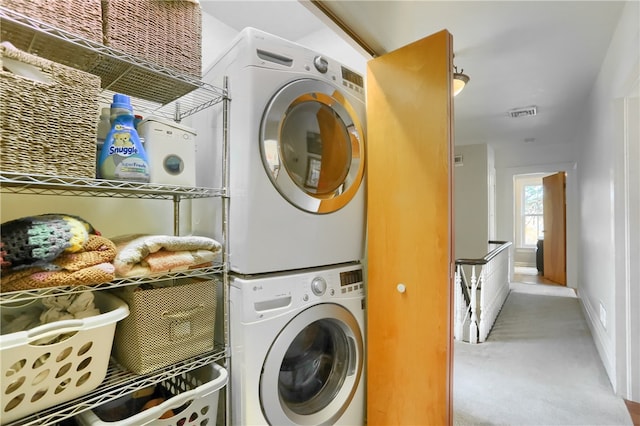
[200,1,626,148]
[200,1,326,42]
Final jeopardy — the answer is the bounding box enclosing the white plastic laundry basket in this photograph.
[0,292,129,425]
[75,362,228,426]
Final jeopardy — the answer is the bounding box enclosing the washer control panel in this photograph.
[232,264,365,321]
[310,276,327,296]
[305,266,364,302]
[339,268,364,294]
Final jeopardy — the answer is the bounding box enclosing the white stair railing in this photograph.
[454,241,512,343]
[469,266,479,343]
[454,266,465,340]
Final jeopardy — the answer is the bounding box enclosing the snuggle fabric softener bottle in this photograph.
[98,94,150,182]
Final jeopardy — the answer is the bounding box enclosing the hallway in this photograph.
[453,278,632,425]
[513,266,561,286]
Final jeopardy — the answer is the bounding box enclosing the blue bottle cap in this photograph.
[111,93,132,111]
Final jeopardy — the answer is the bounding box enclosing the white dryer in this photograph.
[192,27,366,274]
[229,263,365,425]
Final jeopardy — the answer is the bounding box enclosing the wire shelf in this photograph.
[0,172,223,199]
[0,7,226,121]
[0,9,230,426]
[4,347,228,426]
[0,265,223,305]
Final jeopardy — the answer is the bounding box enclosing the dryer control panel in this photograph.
[341,66,364,90]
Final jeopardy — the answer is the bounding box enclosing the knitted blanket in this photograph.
[0,235,116,292]
[111,234,222,277]
[1,214,99,271]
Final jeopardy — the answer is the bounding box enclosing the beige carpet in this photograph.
[454,281,632,425]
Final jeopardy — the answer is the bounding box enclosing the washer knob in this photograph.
[311,277,327,296]
[313,56,329,73]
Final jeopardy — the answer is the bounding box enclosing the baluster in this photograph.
[499,253,507,302]
[454,242,514,343]
[499,252,508,306]
[454,265,463,340]
[479,265,487,342]
[504,251,510,299]
[469,265,478,344]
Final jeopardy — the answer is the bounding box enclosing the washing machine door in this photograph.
[260,78,365,214]
[260,303,363,425]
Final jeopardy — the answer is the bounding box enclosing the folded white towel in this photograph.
[111,234,222,277]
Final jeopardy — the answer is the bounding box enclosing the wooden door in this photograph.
[543,172,566,285]
[366,30,453,425]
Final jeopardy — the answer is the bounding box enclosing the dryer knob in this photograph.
[311,277,327,296]
[314,56,329,73]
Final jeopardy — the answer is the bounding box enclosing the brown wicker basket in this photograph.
[102,0,202,78]
[112,277,217,375]
[0,44,100,178]
[3,0,103,43]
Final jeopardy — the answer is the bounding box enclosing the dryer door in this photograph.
[260,303,363,425]
[260,78,365,214]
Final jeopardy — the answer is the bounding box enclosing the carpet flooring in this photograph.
[453,281,632,425]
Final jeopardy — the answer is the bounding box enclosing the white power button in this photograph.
[311,277,327,296]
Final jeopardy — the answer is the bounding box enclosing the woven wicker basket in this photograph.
[0,44,100,178]
[3,0,103,43]
[112,277,217,375]
[102,0,202,77]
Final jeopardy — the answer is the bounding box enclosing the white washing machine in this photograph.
[192,27,366,274]
[229,263,366,425]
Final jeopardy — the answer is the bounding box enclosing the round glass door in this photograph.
[260,304,363,425]
[260,79,365,214]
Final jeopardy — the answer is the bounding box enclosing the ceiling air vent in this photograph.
[508,106,537,118]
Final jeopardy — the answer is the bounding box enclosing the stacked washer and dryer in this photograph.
[193,28,367,425]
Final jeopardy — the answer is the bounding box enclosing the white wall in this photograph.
[618,84,639,401]
[201,12,239,72]
[488,144,496,241]
[454,144,490,259]
[576,0,639,395]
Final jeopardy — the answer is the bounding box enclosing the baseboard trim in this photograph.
[578,290,616,389]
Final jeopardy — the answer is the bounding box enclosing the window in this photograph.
[522,184,543,246]
[514,174,545,249]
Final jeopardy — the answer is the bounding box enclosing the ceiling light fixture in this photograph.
[453,65,470,96]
